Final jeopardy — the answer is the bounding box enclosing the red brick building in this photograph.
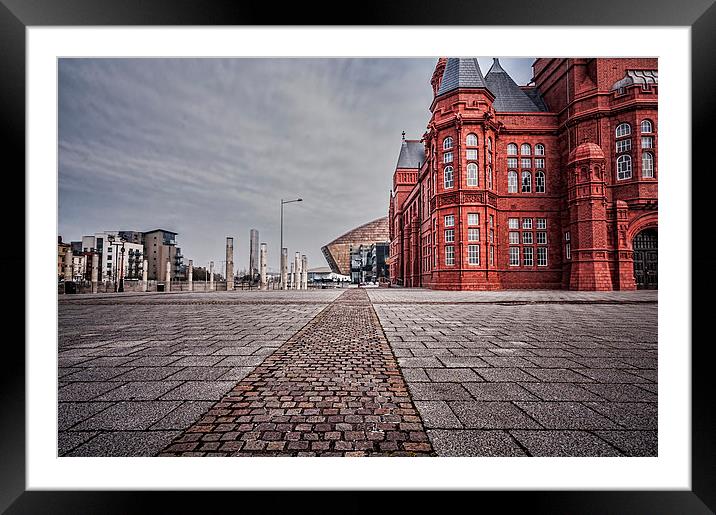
[388,58,658,290]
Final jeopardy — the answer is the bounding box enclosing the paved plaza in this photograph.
[58,288,657,457]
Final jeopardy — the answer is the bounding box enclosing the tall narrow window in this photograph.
[642,152,654,178]
[468,245,480,265]
[523,246,534,266]
[508,171,518,193]
[536,171,546,193]
[444,166,454,188]
[489,246,494,266]
[443,137,453,150]
[445,245,455,265]
[521,143,531,155]
[487,138,493,151]
[509,247,520,266]
[641,119,653,133]
[466,133,478,146]
[535,143,545,155]
[487,166,493,190]
[467,163,478,186]
[507,143,518,155]
[444,229,455,242]
[617,155,632,180]
[616,123,631,138]
[521,171,532,192]
[537,247,548,266]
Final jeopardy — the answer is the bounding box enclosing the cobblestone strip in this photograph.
[159,289,434,456]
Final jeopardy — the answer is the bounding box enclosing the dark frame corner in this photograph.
[2,0,714,513]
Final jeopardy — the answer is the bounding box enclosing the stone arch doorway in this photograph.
[632,228,657,289]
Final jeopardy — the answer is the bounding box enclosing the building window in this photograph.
[468,228,480,241]
[507,143,518,155]
[466,133,478,146]
[444,166,454,188]
[487,166,493,190]
[443,151,453,163]
[642,152,654,178]
[443,137,453,150]
[521,157,532,169]
[641,119,653,133]
[535,158,545,169]
[468,244,480,265]
[467,149,478,160]
[508,218,519,229]
[467,163,478,186]
[536,218,546,229]
[537,247,548,266]
[489,229,495,243]
[490,245,494,265]
[509,231,520,244]
[535,143,545,155]
[521,143,531,155]
[507,157,518,168]
[445,229,455,242]
[522,232,533,244]
[616,139,631,153]
[487,137,492,151]
[616,123,631,138]
[445,245,455,265]
[509,247,520,266]
[508,171,518,193]
[617,155,632,180]
[641,136,653,149]
[107,255,112,260]
[445,215,455,227]
[521,171,532,193]
[468,213,479,225]
[523,246,534,266]
[565,243,571,260]
[536,171,545,193]
[536,232,547,244]
[522,218,533,230]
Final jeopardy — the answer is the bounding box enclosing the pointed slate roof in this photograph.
[436,58,491,96]
[396,139,425,169]
[485,58,545,112]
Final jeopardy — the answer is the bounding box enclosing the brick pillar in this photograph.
[613,200,636,290]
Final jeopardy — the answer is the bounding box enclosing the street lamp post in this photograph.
[280,197,302,289]
[118,242,126,292]
[107,234,123,293]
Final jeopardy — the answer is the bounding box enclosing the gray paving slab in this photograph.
[510,430,624,456]
[413,401,463,429]
[71,401,183,431]
[464,383,540,401]
[407,382,473,401]
[594,430,658,456]
[67,431,182,457]
[450,401,542,429]
[58,402,114,430]
[514,401,619,430]
[424,368,483,383]
[159,381,237,400]
[149,401,216,430]
[584,402,657,430]
[427,430,527,456]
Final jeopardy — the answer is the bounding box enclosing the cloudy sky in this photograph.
[58,57,533,272]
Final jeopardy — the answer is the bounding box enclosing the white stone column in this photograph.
[91,253,99,293]
[226,237,234,291]
[301,255,308,289]
[165,260,171,292]
[209,261,214,291]
[280,248,288,290]
[63,250,73,282]
[293,252,300,290]
[259,243,268,290]
[141,259,148,292]
[188,260,193,292]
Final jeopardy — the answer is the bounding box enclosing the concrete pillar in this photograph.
[141,259,148,292]
[259,243,268,290]
[289,262,294,290]
[301,255,308,289]
[280,248,288,290]
[188,260,193,292]
[226,237,234,291]
[63,250,73,282]
[293,252,301,290]
[91,253,99,293]
[209,261,214,291]
[165,260,171,292]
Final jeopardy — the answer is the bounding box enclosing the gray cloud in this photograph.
[59,57,533,271]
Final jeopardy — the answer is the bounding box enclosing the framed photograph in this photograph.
[4,0,714,512]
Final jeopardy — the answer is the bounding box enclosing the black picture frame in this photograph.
[2,1,713,513]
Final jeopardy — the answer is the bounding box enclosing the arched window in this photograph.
[487,137,493,151]
[522,171,532,192]
[443,137,453,150]
[536,171,546,193]
[642,152,654,178]
[507,143,518,155]
[487,166,493,190]
[444,166,454,188]
[466,133,478,146]
[508,171,518,193]
[617,155,632,180]
[535,144,545,156]
[616,123,631,138]
[467,163,478,186]
[641,119,653,133]
[521,143,531,155]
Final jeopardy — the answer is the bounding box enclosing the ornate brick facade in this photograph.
[388,58,658,290]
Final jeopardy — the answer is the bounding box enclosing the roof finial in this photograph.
[402,131,406,141]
